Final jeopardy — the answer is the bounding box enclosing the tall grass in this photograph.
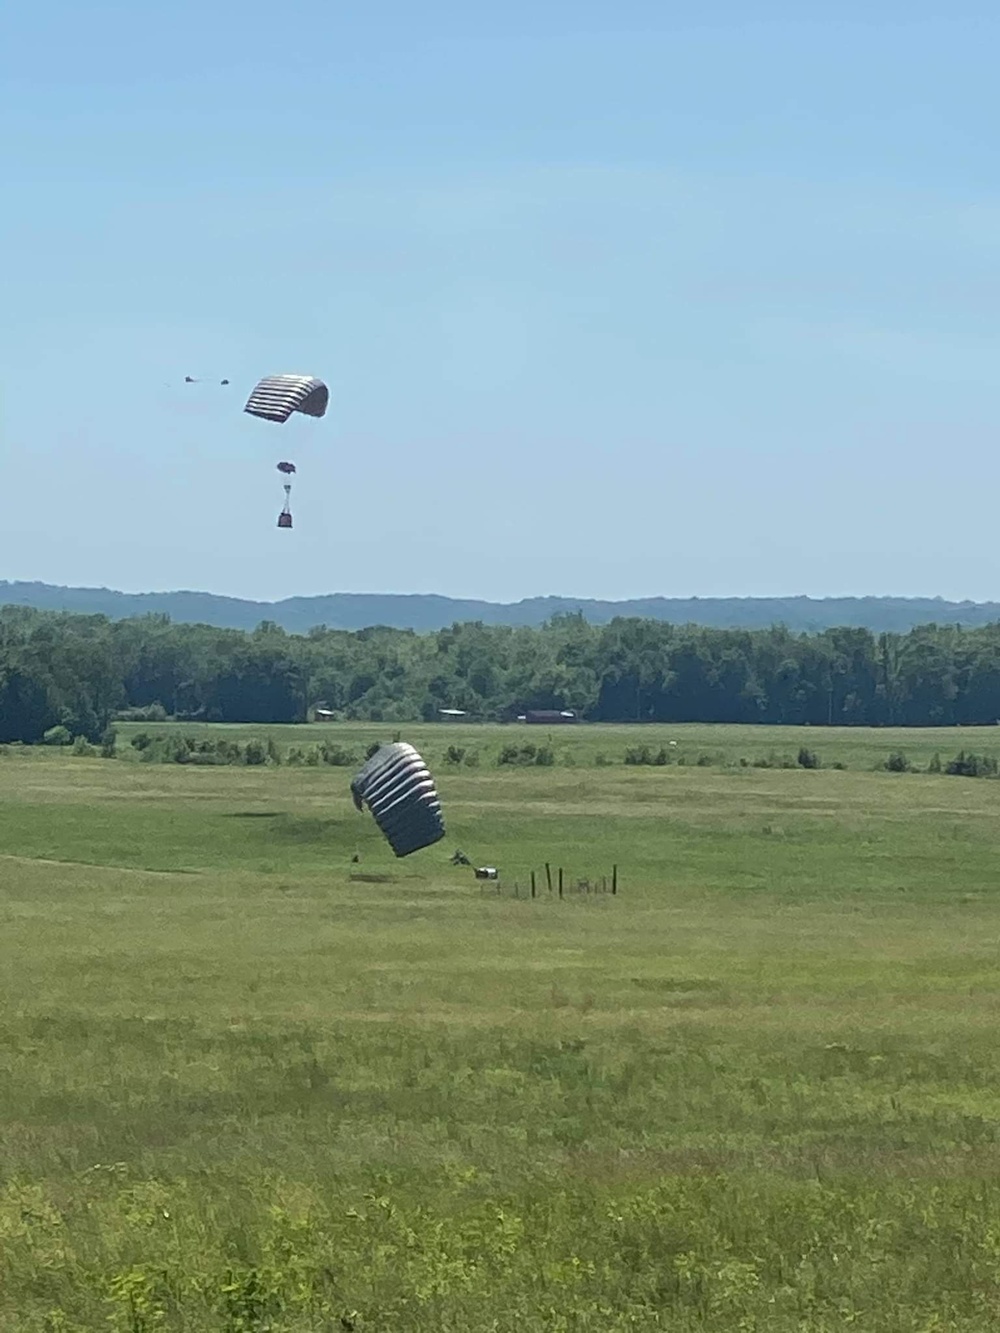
[2,730,1000,1327]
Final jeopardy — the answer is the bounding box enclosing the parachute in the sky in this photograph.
[350,742,446,858]
[244,374,329,423]
[244,375,328,529]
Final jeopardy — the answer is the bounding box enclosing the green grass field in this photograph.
[3,722,1000,1330]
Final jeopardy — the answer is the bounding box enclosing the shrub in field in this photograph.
[124,734,298,766]
[928,751,942,773]
[497,742,554,767]
[71,734,96,757]
[42,725,72,746]
[945,750,998,778]
[318,742,357,767]
[499,743,534,766]
[444,745,481,767]
[797,746,820,769]
[884,751,912,772]
[625,745,678,766]
[752,751,797,769]
[243,739,268,766]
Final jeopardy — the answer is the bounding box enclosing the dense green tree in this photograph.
[6,603,1000,740]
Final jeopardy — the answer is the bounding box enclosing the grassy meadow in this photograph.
[2,721,1000,1329]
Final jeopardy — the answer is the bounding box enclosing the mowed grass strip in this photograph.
[1,730,1000,1328]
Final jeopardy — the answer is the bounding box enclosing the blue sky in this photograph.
[2,1,998,604]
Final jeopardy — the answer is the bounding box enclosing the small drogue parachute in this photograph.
[276,461,296,475]
[350,742,446,858]
[243,374,329,423]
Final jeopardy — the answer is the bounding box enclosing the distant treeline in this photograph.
[2,605,1000,743]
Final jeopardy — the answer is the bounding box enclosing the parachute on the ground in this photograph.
[350,742,446,858]
[244,374,329,423]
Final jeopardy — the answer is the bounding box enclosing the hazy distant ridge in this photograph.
[3,581,1000,634]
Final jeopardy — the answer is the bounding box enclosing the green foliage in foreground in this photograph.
[12,717,1000,785]
[3,731,1000,1327]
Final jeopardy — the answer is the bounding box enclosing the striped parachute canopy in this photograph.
[244,374,329,423]
[350,742,446,858]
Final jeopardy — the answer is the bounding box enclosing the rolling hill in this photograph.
[2,581,999,634]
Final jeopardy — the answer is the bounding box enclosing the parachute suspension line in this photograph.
[278,482,293,530]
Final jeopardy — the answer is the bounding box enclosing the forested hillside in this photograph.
[4,581,1000,634]
[3,605,1000,743]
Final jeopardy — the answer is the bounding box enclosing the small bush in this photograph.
[885,752,911,773]
[243,739,267,766]
[319,742,357,767]
[928,752,942,773]
[499,743,532,766]
[945,750,998,778]
[497,741,554,767]
[753,751,797,770]
[42,725,72,747]
[624,745,652,766]
[797,747,820,769]
[71,734,96,756]
[444,745,467,765]
[624,745,679,767]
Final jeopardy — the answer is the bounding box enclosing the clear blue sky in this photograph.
[2,2,998,604]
